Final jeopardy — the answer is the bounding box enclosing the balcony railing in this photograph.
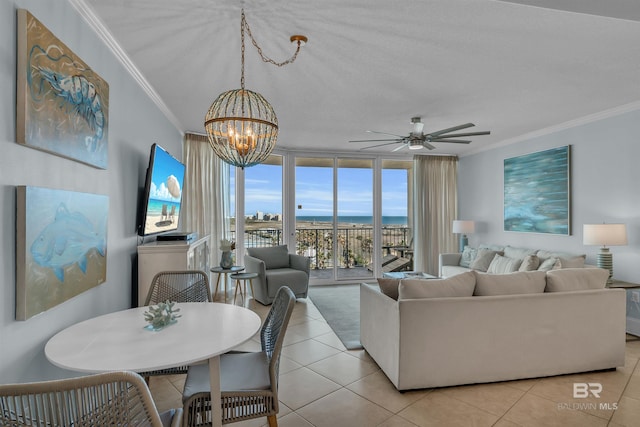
[231,225,411,270]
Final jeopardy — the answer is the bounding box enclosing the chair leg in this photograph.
[267,415,278,427]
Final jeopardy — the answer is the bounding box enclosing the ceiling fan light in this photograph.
[408,141,423,150]
[413,121,424,134]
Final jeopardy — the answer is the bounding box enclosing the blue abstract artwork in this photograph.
[17,9,109,169]
[16,186,108,320]
[504,146,570,235]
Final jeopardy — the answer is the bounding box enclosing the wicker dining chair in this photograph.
[141,270,212,379]
[0,370,182,427]
[181,286,296,427]
[144,270,212,306]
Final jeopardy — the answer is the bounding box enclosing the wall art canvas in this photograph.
[16,186,108,320]
[504,145,571,235]
[16,9,109,169]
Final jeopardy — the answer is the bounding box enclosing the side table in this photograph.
[231,272,258,305]
[211,266,244,303]
[607,280,640,340]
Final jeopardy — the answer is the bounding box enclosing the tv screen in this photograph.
[138,143,185,236]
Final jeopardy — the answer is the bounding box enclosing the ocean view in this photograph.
[295,215,407,226]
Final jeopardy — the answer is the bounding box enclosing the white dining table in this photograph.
[45,302,261,427]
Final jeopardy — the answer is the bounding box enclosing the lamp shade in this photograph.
[583,223,628,246]
[453,220,475,234]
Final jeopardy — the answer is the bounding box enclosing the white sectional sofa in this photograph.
[439,244,589,278]
[361,268,626,391]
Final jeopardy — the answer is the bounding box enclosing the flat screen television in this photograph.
[138,143,185,236]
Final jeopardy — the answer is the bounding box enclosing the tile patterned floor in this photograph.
[148,287,640,427]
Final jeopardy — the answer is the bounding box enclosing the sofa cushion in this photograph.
[247,245,290,269]
[470,249,504,272]
[377,278,400,300]
[537,257,561,271]
[545,268,609,292]
[503,246,537,260]
[398,271,476,300]
[518,254,540,271]
[459,246,477,268]
[441,265,472,278]
[473,270,547,296]
[487,254,522,274]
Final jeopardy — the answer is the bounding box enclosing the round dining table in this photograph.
[45,302,261,427]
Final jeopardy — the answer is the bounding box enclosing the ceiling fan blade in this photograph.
[431,139,471,144]
[391,144,407,152]
[349,138,401,143]
[366,130,406,138]
[423,142,436,150]
[359,141,402,150]
[435,131,490,138]
[428,123,475,137]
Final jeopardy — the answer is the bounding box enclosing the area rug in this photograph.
[308,284,363,350]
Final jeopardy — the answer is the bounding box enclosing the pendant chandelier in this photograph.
[205,9,307,169]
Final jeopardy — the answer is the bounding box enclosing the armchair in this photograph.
[245,245,310,305]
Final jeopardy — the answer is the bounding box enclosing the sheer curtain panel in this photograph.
[413,155,458,275]
[183,133,230,268]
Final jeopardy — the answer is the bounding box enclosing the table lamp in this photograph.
[583,223,627,284]
[453,220,475,252]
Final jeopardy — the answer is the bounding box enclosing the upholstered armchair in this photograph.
[245,245,310,305]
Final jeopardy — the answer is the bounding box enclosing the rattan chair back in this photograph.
[0,371,181,426]
[145,270,212,305]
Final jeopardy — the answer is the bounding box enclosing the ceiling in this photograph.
[77,0,640,157]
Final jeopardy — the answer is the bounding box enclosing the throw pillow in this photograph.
[503,246,537,260]
[470,249,504,272]
[459,246,477,268]
[246,245,290,269]
[398,271,476,300]
[545,268,609,292]
[557,255,586,268]
[518,255,540,272]
[377,278,400,300]
[537,257,561,272]
[487,254,522,274]
[473,270,547,296]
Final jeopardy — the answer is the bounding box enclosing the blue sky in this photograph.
[148,144,184,202]
[232,163,408,217]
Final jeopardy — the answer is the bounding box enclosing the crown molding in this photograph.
[68,0,184,135]
[463,100,640,157]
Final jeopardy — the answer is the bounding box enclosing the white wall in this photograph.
[458,109,640,283]
[0,0,182,382]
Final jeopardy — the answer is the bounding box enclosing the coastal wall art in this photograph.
[503,145,571,235]
[16,186,108,320]
[16,9,109,169]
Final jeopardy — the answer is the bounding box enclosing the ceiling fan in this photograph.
[349,117,490,151]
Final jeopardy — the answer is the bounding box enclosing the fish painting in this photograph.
[30,203,106,282]
[16,186,108,320]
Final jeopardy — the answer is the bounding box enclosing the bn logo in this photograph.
[573,383,602,398]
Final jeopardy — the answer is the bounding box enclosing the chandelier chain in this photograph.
[240,9,303,84]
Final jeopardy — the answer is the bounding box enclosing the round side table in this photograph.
[210,266,244,303]
[230,272,258,305]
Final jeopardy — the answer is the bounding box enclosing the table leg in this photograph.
[208,355,222,427]
[213,274,221,300]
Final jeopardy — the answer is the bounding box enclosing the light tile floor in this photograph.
[149,287,640,427]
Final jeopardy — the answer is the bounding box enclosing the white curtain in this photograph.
[182,133,230,267]
[413,155,458,275]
